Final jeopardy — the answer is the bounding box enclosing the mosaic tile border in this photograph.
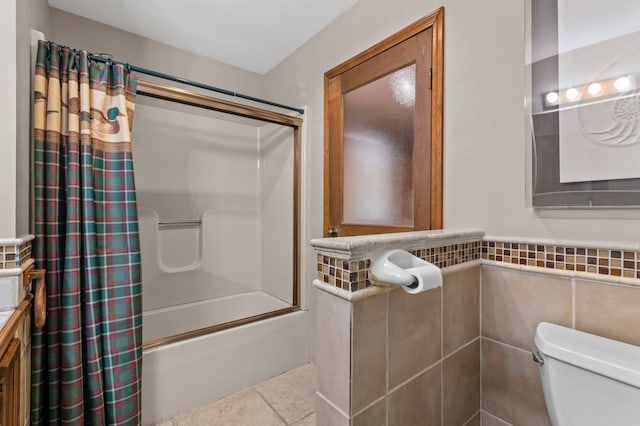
[482,241,640,279]
[317,241,482,292]
[316,237,640,292]
[0,241,32,270]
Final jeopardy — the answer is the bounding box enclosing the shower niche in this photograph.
[132,88,302,347]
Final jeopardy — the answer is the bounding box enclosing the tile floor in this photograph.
[156,363,317,426]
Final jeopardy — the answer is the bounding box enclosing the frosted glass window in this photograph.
[342,64,416,226]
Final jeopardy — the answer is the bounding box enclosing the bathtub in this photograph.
[141,296,309,424]
[142,290,293,343]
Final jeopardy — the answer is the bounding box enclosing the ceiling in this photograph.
[48,0,359,74]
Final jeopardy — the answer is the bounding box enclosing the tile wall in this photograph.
[481,262,640,425]
[315,262,481,425]
[314,234,640,425]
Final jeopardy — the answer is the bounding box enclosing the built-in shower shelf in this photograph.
[158,220,202,229]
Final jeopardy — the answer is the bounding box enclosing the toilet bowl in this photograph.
[533,322,640,426]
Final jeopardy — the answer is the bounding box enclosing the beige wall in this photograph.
[1,0,18,238]
[49,9,263,103]
[1,0,50,238]
[263,0,640,350]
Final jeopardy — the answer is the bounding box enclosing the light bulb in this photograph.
[546,92,559,104]
[565,88,579,101]
[587,83,601,95]
[615,76,630,91]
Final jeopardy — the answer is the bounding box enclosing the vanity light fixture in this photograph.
[543,73,638,108]
[546,92,559,104]
[615,76,631,91]
[565,87,580,101]
[587,82,602,95]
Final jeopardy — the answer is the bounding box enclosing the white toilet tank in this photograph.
[534,322,640,426]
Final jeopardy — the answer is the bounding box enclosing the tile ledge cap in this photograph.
[310,229,484,257]
[0,234,35,246]
[0,268,23,278]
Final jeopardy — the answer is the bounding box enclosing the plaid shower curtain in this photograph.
[31,41,142,425]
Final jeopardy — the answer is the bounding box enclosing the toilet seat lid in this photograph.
[535,322,640,389]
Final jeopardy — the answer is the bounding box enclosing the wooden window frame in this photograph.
[323,7,444,236]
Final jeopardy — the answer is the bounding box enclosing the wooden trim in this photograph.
[338,224,415,237]
[143,306,301,350]
[293,127,302,306]
[430,9,445,229]
[324,7,445,236]
[137,80,303,128]
[323,76,331,238]
[25,265,46,329]
[325,7,445,79]
[0,338,20,426]
[0,296,31,358]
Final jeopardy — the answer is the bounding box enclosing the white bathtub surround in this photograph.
[143,290,290,342]
[142,310,309,424]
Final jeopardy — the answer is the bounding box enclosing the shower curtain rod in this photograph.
[87,54,305,115]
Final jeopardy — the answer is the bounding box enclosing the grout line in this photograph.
[350,395,386,419]
[482,336,533,355]
[441,284,444,426]
[479,265,484,416]
[254,386,288,425]
[442,336,481,362]
[572,278,576,329]
[386,291,389,426]
[387,358,442,395]
[291,412,314,425]
[316,391,350,420]
[462,409,481,425]
[482,409,514,425]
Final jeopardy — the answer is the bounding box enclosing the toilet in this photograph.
[533,322,640,425]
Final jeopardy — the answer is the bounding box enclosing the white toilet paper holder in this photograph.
[370,249,442,294]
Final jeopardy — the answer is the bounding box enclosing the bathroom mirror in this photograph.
[528,0,640,207]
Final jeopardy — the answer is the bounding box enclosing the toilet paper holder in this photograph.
[370,249,442,294]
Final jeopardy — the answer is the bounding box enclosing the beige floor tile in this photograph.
[173,387,285,426]
[254,363,317,424]
[154,420,175,426]
[292,412,316,425]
